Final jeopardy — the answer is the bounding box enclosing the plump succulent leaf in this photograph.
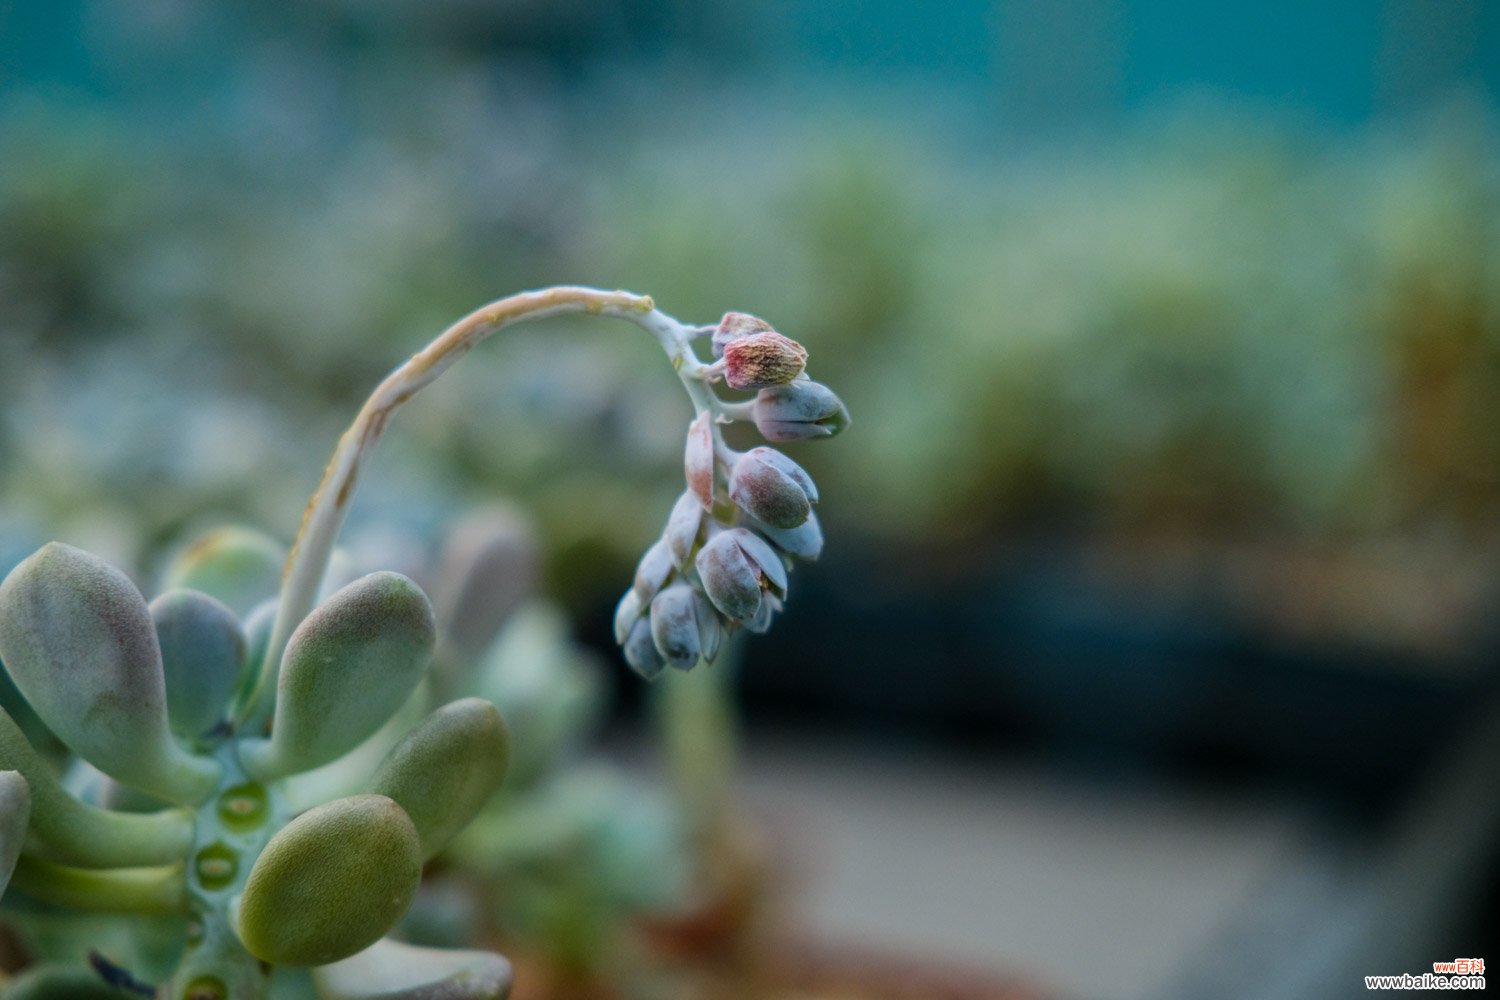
[0,661,61,760]
[235,795,423,966]
[312,938,512,1000]
[431,507,540,670]
[367,698,510,860]
[240,572,435,781]
[0,769,29,899]
[0,543,220,803]
[162,526,285,618]
[282,681,430,814]
[0,706,192,866]
[7,854,186,915]
[150,589,246,742]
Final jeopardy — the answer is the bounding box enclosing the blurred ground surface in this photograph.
[731,733,1328,1000]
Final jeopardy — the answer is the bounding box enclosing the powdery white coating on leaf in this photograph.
[367,698,510,860]
[242,572,435,781]
[312,937,512,1000]
[0,543,219,803]
[236,794,422,966]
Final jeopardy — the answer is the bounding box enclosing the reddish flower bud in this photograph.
[683,412,715,510]
[711,312,775,359]
[722,333,808,391]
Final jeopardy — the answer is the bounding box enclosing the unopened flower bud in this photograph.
[728,447,818,529]
[665,491,704,569]
[723,333,808,391]
[622,617,665,680]
[753,380,849,441]
[745,592,782,634]
[757,510,824,560]
[613,589,644,645]
[712,312,775,359]
[684,412,715,509]
[632,539,673,605]
[649,582,719,670]
[695,528,788,623]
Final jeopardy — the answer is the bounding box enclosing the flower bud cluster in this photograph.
[614,312,848,679]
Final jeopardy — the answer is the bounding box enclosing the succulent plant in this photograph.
[0,286,847,999]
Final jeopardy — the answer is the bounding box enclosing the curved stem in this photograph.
[243,286,717,726]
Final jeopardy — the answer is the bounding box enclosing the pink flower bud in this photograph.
[722,333,808,391]
[711,312,775,359]
[683,411,714,510]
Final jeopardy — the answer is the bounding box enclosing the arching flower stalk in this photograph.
[0,286,847,1000]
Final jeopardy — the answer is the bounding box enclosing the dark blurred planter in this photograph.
[733,530,1497,812]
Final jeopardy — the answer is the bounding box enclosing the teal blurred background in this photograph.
[2,2,1499,997]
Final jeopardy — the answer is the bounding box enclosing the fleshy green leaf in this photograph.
[162,526,285,618]
[1,769,29,898]
[0,964,143,999]
[150,589,246,742]
[0,543,219,803]
[234,795,422,966]
[367,698,509,859]
[240,572,435,781]
[466,604,602,788]
[0,705,192,866]
[282,681,430,814]
[7,854,185,914]
[312,938,512,1000]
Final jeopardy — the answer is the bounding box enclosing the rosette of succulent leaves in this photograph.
[0,287,846,1000]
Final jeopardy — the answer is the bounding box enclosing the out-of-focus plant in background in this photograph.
[3,1,1499,996]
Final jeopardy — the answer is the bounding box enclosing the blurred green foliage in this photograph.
[2,87,1497,595]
